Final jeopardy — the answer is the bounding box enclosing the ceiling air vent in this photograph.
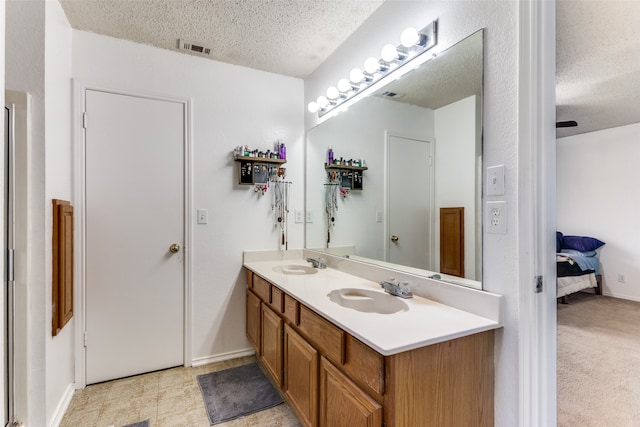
[178,39,211,56]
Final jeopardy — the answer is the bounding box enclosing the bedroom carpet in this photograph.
[557,292,640,426]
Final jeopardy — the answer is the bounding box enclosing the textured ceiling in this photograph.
[556,0,640,137]
[58,0,385,79]
[59,0,638,138]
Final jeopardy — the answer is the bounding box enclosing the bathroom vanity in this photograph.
[243,251,501,427]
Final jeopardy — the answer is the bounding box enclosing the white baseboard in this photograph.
[49,382,76,427]
[602,291,640,303]
[191,348,256,367]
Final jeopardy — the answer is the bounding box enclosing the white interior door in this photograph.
[387,135,432,270]
[85,90,185,384]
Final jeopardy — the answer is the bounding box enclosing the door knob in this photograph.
[390,235,399,242]
[169,243,181,253]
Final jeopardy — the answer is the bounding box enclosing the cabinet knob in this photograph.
[169,243,181,253]
[390,235,399,242]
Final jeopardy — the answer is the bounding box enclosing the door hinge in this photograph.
[535,275,543,293]
[83,331,88,347]
[7,249,14,282]
[82,112,88,129]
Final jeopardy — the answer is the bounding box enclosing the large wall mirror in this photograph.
[305,29,484,290]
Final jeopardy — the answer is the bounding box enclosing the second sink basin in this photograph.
[273,265,318,275]
[328,288,409,314]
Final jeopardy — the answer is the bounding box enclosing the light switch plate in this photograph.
[294,210,304,223]
[306,210,313,223]
[487,165,505,196]
[376,211,383,223]
[197,209,208,224]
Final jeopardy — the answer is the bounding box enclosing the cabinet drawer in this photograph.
[283,294,299,325]
[253,275,271,303]
[344,335,384,398]
[299,305,344,365]
[270,286,284,313]
[245,269,253,288]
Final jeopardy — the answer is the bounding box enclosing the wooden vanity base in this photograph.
[245,269,494,427]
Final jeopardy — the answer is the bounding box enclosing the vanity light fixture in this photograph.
[349,67,368,85]
[364,57,388,75]
[316,95,330,109]
[326,86,341,100]
[337,78,356,93]
[307,20,437,117]
[381,44,407,63]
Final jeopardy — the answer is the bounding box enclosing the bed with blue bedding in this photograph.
[556,233,604,301]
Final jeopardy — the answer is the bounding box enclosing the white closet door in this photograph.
[85,90,185,384]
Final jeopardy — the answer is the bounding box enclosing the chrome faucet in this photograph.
[380,278,413,299]
[306,257,327,269]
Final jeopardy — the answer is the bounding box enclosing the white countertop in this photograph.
[244,257,501,356]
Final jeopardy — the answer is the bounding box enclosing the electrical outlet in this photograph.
[197,209,208,224]
[306,210,313,223]
[486,201,507,234]
[294,210,304,223]
[376,211,383,223]
[618,274,625,283]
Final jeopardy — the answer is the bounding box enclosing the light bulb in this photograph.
[326,86,340,100]
[349,68,364,83]
[400,27,420,48]
[317,96,329,109]
[337,78,352,93]
[364,57,380,74]
[307,101,319,113]
[381,44,399,62]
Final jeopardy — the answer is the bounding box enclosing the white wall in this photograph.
[306,96,433,261]
[72,31,304,364]
[6,1,47,425]
[434,95,477,280]
[44,1,74,424]
[557,122,640,301]
[304,1,520,426]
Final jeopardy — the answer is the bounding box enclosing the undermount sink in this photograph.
[272,265,318,275]
[328,288,409,314]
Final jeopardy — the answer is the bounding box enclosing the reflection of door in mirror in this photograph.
[387,134,433,270]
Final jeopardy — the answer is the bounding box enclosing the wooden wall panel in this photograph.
[52,199,74,336]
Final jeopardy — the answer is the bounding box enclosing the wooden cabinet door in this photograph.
[284,324,319,427]
[261,303,283,386]
[246,290,261,353]
[319,357,382,427]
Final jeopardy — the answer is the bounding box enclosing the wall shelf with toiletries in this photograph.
[325,164,366,191]
[233,141,287,186]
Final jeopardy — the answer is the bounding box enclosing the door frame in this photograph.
[518,0,556,425]
[72,81,193,388]
[4,91,30,426]
[383,131,434,268]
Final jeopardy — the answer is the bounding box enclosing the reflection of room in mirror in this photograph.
[305,30,484,289]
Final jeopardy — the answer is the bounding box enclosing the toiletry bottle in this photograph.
[282,143,286,160]
[328,146,334,165]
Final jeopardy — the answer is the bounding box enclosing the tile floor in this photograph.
[60,356,302,427]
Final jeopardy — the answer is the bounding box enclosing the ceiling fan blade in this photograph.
[556,120,578,128]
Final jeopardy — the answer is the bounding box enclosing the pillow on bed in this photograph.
[556,232,563,252]
[561,235,605,252]
[558,248,597,257]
